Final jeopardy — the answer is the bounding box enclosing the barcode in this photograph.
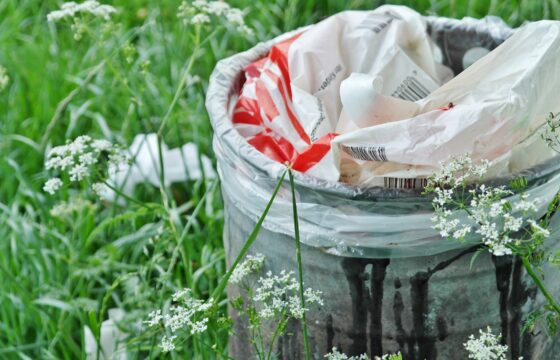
[391,76,431,101]
[343,145,388,162]
[384,177,428,189]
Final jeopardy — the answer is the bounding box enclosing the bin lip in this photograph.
[206,14,560,201]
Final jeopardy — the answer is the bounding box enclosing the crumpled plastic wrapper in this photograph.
[102,134,215,203]
[84,308,128,360]
[231,5,559,187]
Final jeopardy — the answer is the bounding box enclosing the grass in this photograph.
[1,0,560,359]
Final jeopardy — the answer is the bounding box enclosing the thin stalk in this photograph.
[211,170,287,302]
[266,312,287,360]
[157,25,201,136]
[521,256,560,315]
[101,180,158,210]
[288,169,310,360]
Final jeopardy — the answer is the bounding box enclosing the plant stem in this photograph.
[521,256,560,315]
[211,170,287,302]
[266,312,287,360]
[288,169,311,360]
[157,25,201,136]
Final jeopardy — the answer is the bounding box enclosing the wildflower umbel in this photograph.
[463,327,509,360]
[43,178,63,195]
[47,1,117,22]
[177,0,253,36]
[324,347,403,360]
[426,155,547,256]
[230,253,265,284]
[144,289,212,352]
[254,270,323,320]
[44,136,127,195]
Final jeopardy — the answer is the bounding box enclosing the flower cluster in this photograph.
[177,1,253,36]
[47,1,117,22]
[427,155,547,256]
[47,1,117,40]
[145,289,213,352]
[254,270,323,320]
[44,135,126,196]
[50,198,94,217]
[0,65,9,91]
[463,327,509,360]
[427,154,490,190]
[324,347,402,360]
[230,253,265,284]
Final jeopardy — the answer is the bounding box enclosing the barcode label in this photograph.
[343,145,388,162]
[384,177,428,189]
[391,75,431,101]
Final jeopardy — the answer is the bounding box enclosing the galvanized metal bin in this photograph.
[206,13,560,360]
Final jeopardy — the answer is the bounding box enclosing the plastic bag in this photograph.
[233,5,560,187]
[206,9,560,257]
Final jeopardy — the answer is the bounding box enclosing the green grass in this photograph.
[1,0,560,359]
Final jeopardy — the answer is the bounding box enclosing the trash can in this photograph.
[206,13,560,360]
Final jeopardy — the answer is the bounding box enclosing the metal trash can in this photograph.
[206,13,560,360]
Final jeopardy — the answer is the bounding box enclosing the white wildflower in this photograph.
[464,327,508,360]
[160,335,176,352]
[145,288,212,349]
[433,217,460,238]
[177,0,252,35]
[452,225,471,240]
[471,159,490,178]
[477,223,499,241]
[434,188,453,206]
[43,178,63,195]
[0,65,9,91]
[191,13,210,24]
[304,287,324,306]
[487,241,513,257]
[324,347,370,360]
[528,220,551,238]
[50,198,93,217]
[108,151,129,172]
[206,1,230,15]
[91,139,112,152]
[45,136,124,190]
[514,194,540,212]
[145,309,163,327]
[253,270,322,320]
[489,200,506,218]
[230,253,265,284]
[69,163,88,181]
[47,1,117,22]
[79,152,97,166]
[91,182,110,197]
[503,214,523,233]
[428,155,542,257]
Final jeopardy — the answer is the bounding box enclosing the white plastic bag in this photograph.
[233,5,448,181]
[233,5,559,188]
[333,20,560,185]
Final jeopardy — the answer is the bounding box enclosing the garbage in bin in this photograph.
[232,5,560,188]
[206,6,560,359]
